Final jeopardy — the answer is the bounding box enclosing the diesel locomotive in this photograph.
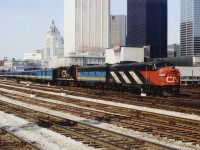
[3,61,180,96]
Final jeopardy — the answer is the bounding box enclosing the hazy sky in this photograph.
[0,0,180,60]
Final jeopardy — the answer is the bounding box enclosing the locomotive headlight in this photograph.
[171,66,175,72]
[159,73,167,77]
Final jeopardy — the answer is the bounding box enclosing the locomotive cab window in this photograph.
[148,65,155,71]
[62,70,67,77]
[155,62,174,69]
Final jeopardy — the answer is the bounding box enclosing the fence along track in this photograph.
[0,101,173,150]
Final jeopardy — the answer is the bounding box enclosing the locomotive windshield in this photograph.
[154,62,174,69]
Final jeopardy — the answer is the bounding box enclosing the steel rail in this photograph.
[0,127,41,150]
[0,85,200,146]
[0,101,174,150]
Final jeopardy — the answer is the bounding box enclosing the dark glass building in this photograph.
[126,0,167,58]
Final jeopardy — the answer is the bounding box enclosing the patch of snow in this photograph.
[0,111,98,150]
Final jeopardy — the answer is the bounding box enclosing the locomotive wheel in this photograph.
[151,87,161,97]
[158,90,163,97]
[69,82,74,87]
[62,81,67,85]
[152,88,157,97]
[99,84,106,91]
[57,81,62,86]
[113,86,119,92]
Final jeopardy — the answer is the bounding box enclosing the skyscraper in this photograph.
[126,0,167,58]
[111,15,126,47]
[64,0,110,56]
[180,0,200,57]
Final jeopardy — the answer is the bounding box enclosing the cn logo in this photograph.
[166,77,179,83]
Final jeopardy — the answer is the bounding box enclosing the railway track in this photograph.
[1,80,200,116]
[2,78,200,97]
[2,78,200,99]
[0,101,172,150]
[180,86,200,98]
[0,127,40,150]
[0,83,200,149]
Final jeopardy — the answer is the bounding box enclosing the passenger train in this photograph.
[3,61,180,96]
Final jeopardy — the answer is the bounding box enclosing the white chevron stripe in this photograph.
[119,71,131,84]
[129,71,143,84]
[110,72,121,83]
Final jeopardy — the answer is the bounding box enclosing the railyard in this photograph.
[0,78,200,150]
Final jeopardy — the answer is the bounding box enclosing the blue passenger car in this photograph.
[3,66,77,85]
[3,69,54,82]
[77,65,107,83]
[34,69,53,81]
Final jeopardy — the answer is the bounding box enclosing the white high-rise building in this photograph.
[180,0,200,56]
[44,20,64,59]
[64,0,110,56]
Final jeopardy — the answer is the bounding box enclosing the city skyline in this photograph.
[0,0,180,60]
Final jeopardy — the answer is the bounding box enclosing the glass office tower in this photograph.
[126,0,167,58]
[180,0,200,56]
